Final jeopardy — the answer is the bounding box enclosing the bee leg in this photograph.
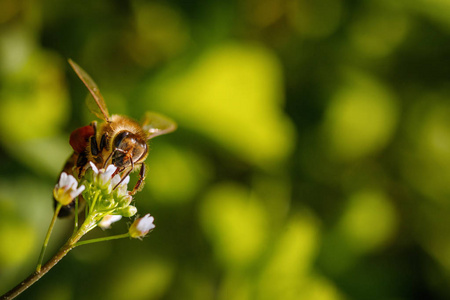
[90,121,99,156]
[105,147,126,169]
[90,136,99,156]
[113,167,132,189]
[113,157,135,190]
[76,152,88,179]
[99,132,108,152]
[129,163,146,196]
[103,149,115,168]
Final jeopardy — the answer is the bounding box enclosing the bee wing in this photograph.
[68,59,111,121]
[142,111,177,140]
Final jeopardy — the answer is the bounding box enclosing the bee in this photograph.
[57,59,176,217]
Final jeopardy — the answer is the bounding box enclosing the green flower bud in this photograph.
[116,205,137,218]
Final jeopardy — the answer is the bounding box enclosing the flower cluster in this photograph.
[81,162,138,228]
[53,162,155,238]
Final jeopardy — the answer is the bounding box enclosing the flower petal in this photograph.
[70,185,85,199]
[58,172,68,187]
[111,174,121,187]
[129,214,155,238]
[99,214,123,229]
[67,175,78,189]
[136,214,155,232]
[121,175,130,187]
[89,161,99,174]
[104,164,117,177]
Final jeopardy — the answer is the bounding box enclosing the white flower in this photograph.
[53,172,85,205]
[89,162,121,193]
[100,164,117,187]
[90,162,117,186]
[98,214,123,229]
[129,214,155,238]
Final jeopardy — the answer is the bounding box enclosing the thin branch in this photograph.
[1,214,97,300]
[1,239,75,299]
[36,203,62,272]
[74,233,130,247]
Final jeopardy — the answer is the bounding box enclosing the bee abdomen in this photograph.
[69,125,95,153]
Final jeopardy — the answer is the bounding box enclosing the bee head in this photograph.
[112,131,148,168]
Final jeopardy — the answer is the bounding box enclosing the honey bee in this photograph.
[57,59,176,217]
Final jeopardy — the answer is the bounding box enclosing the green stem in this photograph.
[74,233,130,247]
[73,197,79,235]
[89,190,101,214]
[1,243,75,300]
[36,203,62,272]
[71,211,99,239]
[1,221,88,300]
[1,212,100,300]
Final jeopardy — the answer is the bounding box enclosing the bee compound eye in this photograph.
[113,131,130,148]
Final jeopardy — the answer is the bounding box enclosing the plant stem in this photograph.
[36,203,62,272]
[1,212,98,300]
[1,233,81,300]
[74,233,130,247]
[89,190,101,214]
[73,197,79,234]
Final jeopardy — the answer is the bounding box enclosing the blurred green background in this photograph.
[1,0,450,299]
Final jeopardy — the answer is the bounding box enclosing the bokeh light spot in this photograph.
[322,69,398,161]
[200,182,269,269]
